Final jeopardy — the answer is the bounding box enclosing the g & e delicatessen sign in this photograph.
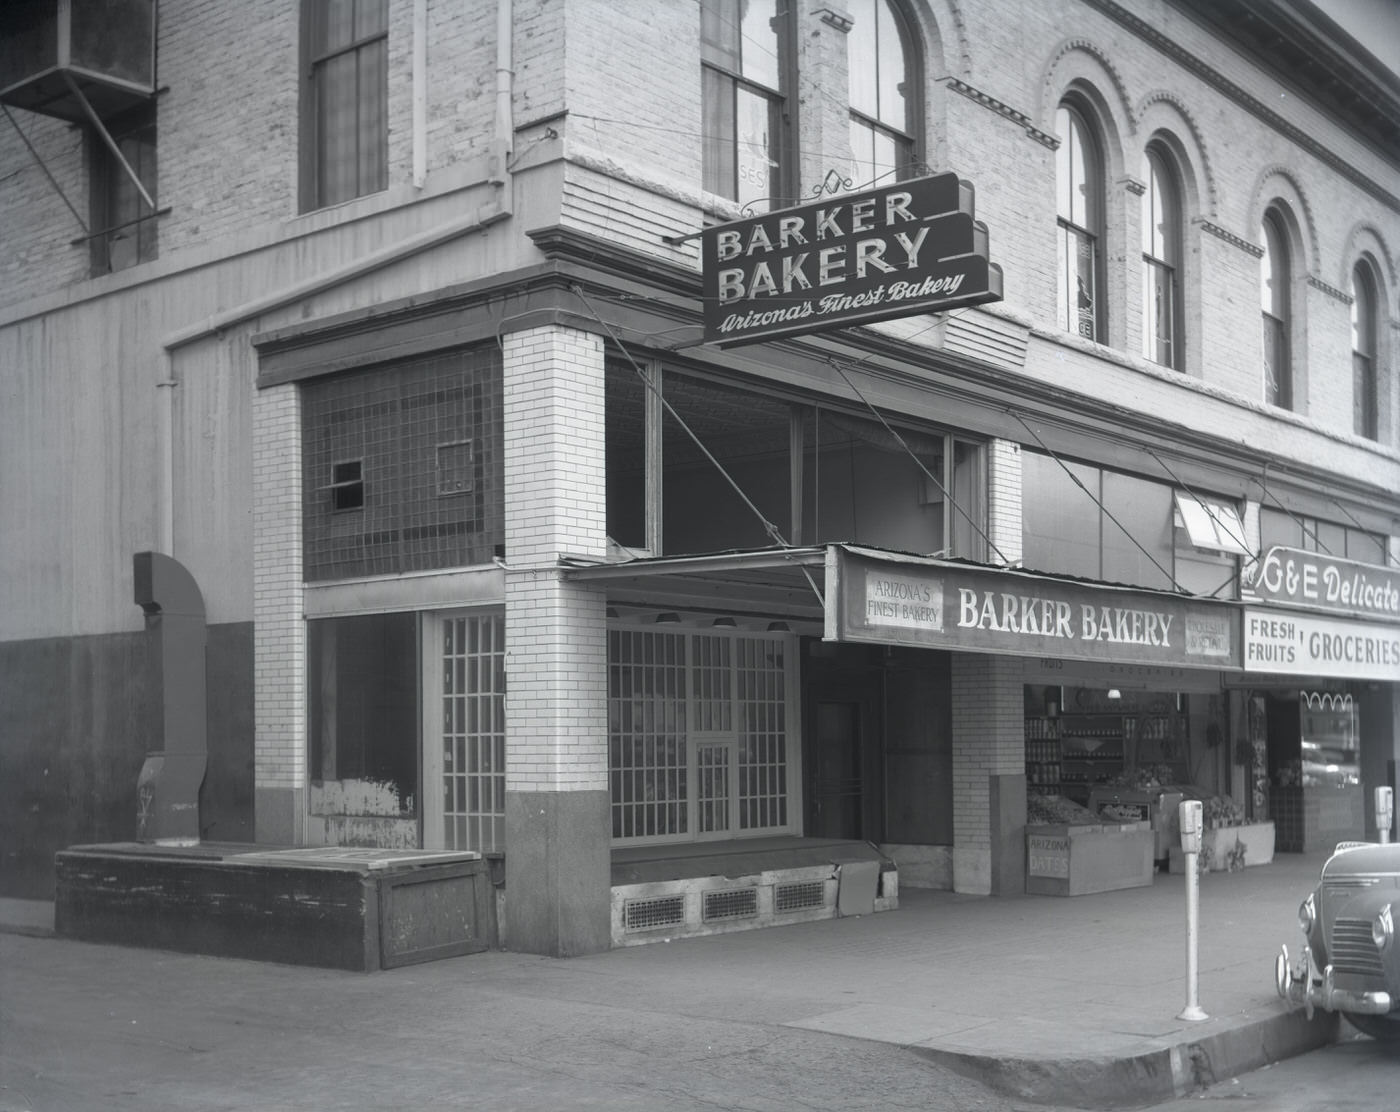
[1242,546,1400,682]
[829,550,1238,669]
[701,172,1003,347]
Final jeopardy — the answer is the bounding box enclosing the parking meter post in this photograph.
[1177,799,1208,1022]
[1376,786,1394,845]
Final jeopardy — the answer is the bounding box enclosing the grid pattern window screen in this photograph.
[696,742,732,834]
[610,629,790,842]
[441,612,506,852]
[692,635,732,731]
[737,637,787,829]
[301,348,503,581]
[609,630,689,838]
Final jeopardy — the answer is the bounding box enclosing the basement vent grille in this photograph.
[703,888,758,921]
[775,881,825,912]
[624,895,685,931]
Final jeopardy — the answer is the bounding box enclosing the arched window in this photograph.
[702,0,791,212]
[1352,261,1379,439]
[848,0,916,186]
[1260,209,1292,409]
[1141,146,1182,368]
[1056,103,1104,341]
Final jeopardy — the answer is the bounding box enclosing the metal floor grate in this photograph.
[775,880,825,912]
[624,894,685,931]
[703,888,757,921]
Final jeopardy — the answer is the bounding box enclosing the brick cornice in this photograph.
[1086,0,1400,209]
[945,78,1058,149]
[1194,218,1263,258]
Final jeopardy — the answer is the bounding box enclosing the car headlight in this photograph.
[1373,904,1394,952]
[1299,893,1316,937]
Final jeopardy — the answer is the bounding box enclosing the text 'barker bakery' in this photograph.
[958,588,1175,646]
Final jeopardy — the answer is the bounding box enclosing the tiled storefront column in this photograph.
[951,654,1027,895]
[252,382,305,845]
[502,325,611,956]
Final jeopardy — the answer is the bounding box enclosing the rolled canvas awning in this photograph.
[562,543,1243,671]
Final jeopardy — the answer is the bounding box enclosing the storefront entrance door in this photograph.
[810,699,864,838]
[421,610,506,853]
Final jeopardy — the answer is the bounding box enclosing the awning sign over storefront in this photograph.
[829,548,1238,669]
[701,173,1002,347]
[1244,546,1400,621]
[1242,607,1400,681]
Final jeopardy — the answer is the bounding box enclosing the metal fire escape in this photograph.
[1,0,161,239]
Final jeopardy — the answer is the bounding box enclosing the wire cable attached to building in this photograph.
[1010,409,1185,594]
[568,283,826,610]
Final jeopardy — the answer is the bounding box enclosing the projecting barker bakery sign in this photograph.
[701,173,1003,346]
[830,549,1239,669]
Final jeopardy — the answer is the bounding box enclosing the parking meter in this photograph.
[1377,786,1394,844]
[1178,799,1203,854]
[1176,797,1207,1020]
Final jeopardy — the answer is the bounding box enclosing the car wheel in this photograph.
[1345,1012,1400,1042]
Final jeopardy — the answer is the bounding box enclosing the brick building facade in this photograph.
[2,0,1397,955]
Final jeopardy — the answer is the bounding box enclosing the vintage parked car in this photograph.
[1275,841,1400,1041]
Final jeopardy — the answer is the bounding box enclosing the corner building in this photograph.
[2,0,1398,955]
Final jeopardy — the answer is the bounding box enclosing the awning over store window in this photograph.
[562,543,1243,671]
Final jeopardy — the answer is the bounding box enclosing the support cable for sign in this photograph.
[1250,467,1342,559]
[1010,409,1185,593]
[568,284,826,611]
[828,358,1012,568]
[1143,448,1256,595]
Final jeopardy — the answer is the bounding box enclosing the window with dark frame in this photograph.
[1260,208,1292,410]
[847,0,917,187]
[1056,102,1103,342]
[301,0,389,212]
[330,459,364,511]
[1141,146,1181,369]
[90,104,158,275]
[1351,261,1378,441]
[701,0,788,211]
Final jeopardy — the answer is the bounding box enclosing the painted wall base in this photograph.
[880,843,952,889]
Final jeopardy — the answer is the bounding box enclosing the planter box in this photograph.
[1026,822,1154,896]
[1168,821,1276,873]
[55,843,496,970]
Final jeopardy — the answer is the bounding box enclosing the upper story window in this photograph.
[90,105,158,275]
[1056,103,1104,341]
[301,0,388,212]
[1351,260,1379,440]
[1141,146,1182,369]
[847,0,916,186]
[1260,208,1293,410]
[1259,506,1390,566]
[701,0,789,211]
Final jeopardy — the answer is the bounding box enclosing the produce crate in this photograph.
[1026,821,1154,896]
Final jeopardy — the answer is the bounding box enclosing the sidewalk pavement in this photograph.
[0,852,1342,1109]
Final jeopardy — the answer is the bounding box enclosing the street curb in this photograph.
[907,1007,1340,1109]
